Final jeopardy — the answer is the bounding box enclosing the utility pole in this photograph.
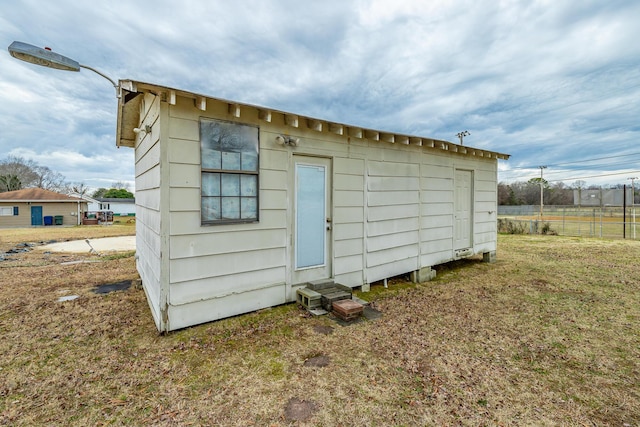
[629,177,638,239]
[456,130,470,145]
[538,166,547,226]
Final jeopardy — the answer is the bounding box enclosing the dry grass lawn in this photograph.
[1,227,639,426]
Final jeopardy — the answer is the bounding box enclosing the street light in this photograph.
[456,130,470,145]
[538,166,547,225]
[629,177,638,239]
[8,41,119,98]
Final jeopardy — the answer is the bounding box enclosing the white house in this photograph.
[88,198,136,217]
[116,80,509,332]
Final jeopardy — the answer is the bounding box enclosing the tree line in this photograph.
[0,155,133,199]
[499,180,638,205]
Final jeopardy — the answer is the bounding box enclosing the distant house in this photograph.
[116,80,510,332]
[0,188,88,227]
[88,198,136,217]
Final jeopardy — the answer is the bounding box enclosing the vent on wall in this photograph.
[455,248,473,259]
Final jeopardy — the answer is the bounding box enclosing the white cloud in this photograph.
[1,0,639,189]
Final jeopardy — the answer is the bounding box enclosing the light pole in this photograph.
[629,177,638,239]
[538,166,547,226]
[456,130,470,145]
[8,41,119,98]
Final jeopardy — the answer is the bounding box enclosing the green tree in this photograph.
[92,188,108,198]
[102,188,134,198]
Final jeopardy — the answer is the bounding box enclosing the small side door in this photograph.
[31,205,43,226]
[454,169,473,250]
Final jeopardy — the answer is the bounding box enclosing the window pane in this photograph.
[221,174,240,196]
[241,151,258,171]
[202,173,220,196]
[202,197,221,221]
[241,197,257,219]
[222,151,241,170]
[240,175,257,196]
[202,149,221,170]
[221,197,240,219]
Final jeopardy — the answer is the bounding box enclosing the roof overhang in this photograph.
[115,79,510,160]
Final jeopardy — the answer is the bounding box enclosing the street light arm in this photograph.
[79,64,119,97]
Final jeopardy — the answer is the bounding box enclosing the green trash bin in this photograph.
[54,215,63,225]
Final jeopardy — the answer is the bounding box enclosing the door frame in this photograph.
[290,155,333,286]
[453,169,473,250]
[30,205,43,226]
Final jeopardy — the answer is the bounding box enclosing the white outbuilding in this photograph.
[116,80,509,332]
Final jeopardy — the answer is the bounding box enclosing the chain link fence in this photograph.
[498,205,640,240]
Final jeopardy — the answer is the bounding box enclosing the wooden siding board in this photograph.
[168,138,200,165]
[421,202,452,216]
[135,141,160,177]
[169,187,200,211]
[367,217,419,237]
[420,227,453,242]
[334,254,364,275]
[260,149,289,171]
[335,190,364,207]
[170,267,285,304]
[368,176,420,191]
[368,190,419,207]
[334,271,363,288]
[170,228,286,259]
[421,238,453,255]
[334,206,364,224]
[334,238,364,258]
[334,174,364,191]
[258,189,287,210]
[261,170,288,191]
[334,158,365,175]
[333,223,364,240]
[421,214,453,228]
[169,210,286,235]
[368,160,419,177]
[367,244,418,268]
[421,190,453,203]
[167,284,286,331]
[367,231,419,252]
[135,168,161,192]
[168,116,199,141]
[169,163,199,188]
[368,204,420,221]
[170,247,285,282]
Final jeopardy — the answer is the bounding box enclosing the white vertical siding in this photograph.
[134,93,164,331]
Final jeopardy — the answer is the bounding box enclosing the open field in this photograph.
[1,228,639,425]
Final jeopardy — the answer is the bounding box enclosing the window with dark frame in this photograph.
[200,118,259,224]
[0,206,18,216]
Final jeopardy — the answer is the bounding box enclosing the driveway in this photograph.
[39,236,136,253]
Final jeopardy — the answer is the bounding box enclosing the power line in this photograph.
[510,151,640,170]
[546,170,640,182]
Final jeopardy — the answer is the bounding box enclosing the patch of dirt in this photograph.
[303,354,331,368]
[312,325,334,335]
[284,397,318,422]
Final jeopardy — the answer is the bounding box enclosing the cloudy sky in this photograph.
[1,0,639,192]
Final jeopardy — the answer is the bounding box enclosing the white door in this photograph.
[292,156,332,283]
[454,169,473,250]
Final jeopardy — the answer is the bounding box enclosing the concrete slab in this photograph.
[39,236,136,253]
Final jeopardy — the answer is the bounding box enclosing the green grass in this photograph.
[0,230,639,425]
